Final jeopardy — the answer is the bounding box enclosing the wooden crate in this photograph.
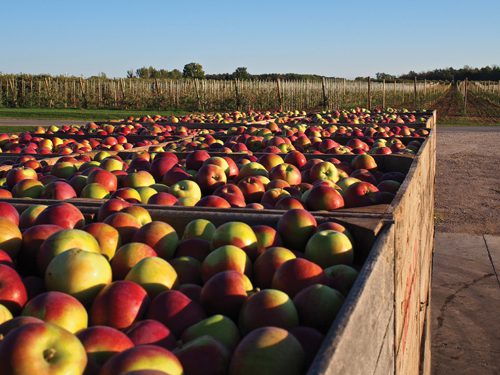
[389,117,436,375]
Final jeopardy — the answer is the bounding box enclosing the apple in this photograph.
[169,180,202,203]
[0,250,14,268]
[97,198,131,221]
[148,192,178,205]
[0,202,19,226]
[200,270,252,319]
[162,166,192,186]
[261,188,290,208]
[99,345,183,375]
[111,187,142,203]
[125,257,178,296]
[195,195,232,208]
[229,327,304,375]
[181,314,240,352]
[126,319,177,350]
[21,291,87,334]
[258,154,284,171]
[324,264,359,296]
[37,229,101,274]
[196,164,227,193]
[104,212,141,244]
[0,322,87,375]
[201,245,251,282]
[289,326,324,367]
[0,188,12,198]
[351,154,377,170]
[132,221,178,260]
[0,304,13,325]
[272,258,325,297]
[175,335,229,375]
[336,177,361,192]
[237,162,268,180]
[277,209,317,252]
[121,206,152,226]
[34,202,85,229]
[45,249,112,305]
[211,222,259,260]
[12,179,44,198]
[180,219,215,243]
[0,264,28,314]
[284,150,307,169]
[237,176,266,203]
[87,168,118,192]
[343,181,379,207]
[150,156,178,181]
[0,218,23,259]
[350,169,377,185]
[253,246,296,288]
[305,185,344,211]
[90,280,149,330]
[186,150,210,170]
[174,238,212,262]
[293,284,344,332]
[239,289,299,334]
[309,161,339,184]
[6,167,38,189]
[111,242,157,280]
[50,161,78,179]
[305,229,353,267]
[18,204,47,230]
[377,179,401,193]
[123,171,155,188]
[170,257,202,285]
[77,325,134,375]
[251,225,282,255]
[269,163,301,185]
[83,222,121,260]
[275,196,305,210]
[41,181,78,200]
[147,290,206,336]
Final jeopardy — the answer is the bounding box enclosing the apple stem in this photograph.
[43,348,57,362]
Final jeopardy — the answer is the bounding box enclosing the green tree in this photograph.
[232,67,251,80]
[183,63,205,79]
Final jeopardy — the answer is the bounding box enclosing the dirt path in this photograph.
[435,126,500,234]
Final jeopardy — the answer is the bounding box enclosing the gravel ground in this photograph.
[435,126,500,235]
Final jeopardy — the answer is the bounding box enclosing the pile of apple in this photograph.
[0,200,360,374]
[0,132,171,155]
[0,150,404,210]
[303,108,430,125]
[32,122,200,139]
[182,128,424,155]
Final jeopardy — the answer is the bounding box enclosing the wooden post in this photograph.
[413,77,417,108]
[382,79,386,108]
[464,78,468,115]
[321,77,328,110]
[276,78,283,111]
[342,78,346,106]
[393,80,397,107]
[193,79,202,111]
[367,77,371,109]
[233,79,241,110]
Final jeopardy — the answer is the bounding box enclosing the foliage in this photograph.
[183,63,205,79]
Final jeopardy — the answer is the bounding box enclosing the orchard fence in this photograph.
[0,75,450,112]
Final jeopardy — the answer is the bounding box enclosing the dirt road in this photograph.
[435,126,500,234]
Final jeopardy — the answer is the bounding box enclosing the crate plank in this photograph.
[308,225,395,375]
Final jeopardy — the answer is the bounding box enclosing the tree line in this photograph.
[127,63,334,81]
[376,65,500,82]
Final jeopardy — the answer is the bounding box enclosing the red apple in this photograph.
[90,280,150,330]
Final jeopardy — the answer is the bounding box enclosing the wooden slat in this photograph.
[308,224,395,375]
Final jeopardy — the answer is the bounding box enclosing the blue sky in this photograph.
[1,0,499,78]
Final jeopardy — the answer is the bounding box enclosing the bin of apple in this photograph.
[0,201,362,375]
[0,150,406,211]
